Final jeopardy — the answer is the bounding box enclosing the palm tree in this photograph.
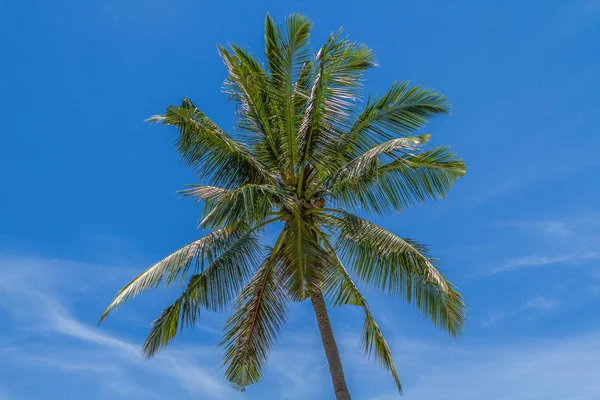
[99,14,466,399]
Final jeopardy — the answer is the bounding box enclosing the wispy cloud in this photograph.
[492,252,600,274]
[490,213,600,274]
[470,153,600,205]
[367,331,600,400]
[499,213,600,237]
[0,254,333,400]
[484,295,557,327]
[0,256,234,400]
[2,254,600,400]
[500,220,573,237]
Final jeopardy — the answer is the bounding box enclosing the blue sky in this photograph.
[1,0,600,399]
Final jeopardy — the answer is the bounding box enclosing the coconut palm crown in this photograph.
[100,14,466,399]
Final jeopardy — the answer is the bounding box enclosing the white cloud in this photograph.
[0,255,236,400]
[483,295,557,327]
[492,252,600,274]
[2,254,600,400]
[367,331,600,400]
[490,213,600,274]
[501,220,573,237]
[0,254,331,400]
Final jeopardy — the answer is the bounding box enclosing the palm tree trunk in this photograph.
[311,289,351,400]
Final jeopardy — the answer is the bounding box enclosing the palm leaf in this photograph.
[180,183,296,229]
[221,251,289,389]
[299,31,377,176]
[217,45,281,170]
[327,134,430,183]
[318,232,402,393]
[345,81,450,156]
[148,98,276,188]
[264,13,312,180]
[330,211,465,336]
[99,227,246,323]
[142,274,205,357]
[142,230,264,357]
[328,143,465,213]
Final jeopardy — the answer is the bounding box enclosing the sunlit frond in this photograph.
[142,274,204,357]
[147,98,276,188]
[328,134,430,183]
[264,13,312,179]
[321,247,402,393]
[276,215,329,300]
[99,227,247,323]
[221,252,289,390]
[328,143,465,213]
[331,211,465,336]
[142,230,264,357]
[217,45,281,170]
[345,81,450,156]
[180,183,296,229]
[298,31,377,178]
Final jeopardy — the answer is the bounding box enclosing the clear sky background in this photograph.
[1,1,599,399]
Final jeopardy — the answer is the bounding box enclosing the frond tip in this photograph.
[332,211,466,337]
[99,227,262,325]
[221,253,289,389]
[321,234,402,393]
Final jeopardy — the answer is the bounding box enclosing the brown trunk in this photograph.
[311,289,352,400]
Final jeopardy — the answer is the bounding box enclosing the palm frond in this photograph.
[142,274,205,357]
[299,31,377,176]
[221,252,289,390]
[264,13,312,180]
[100,224,269,324]
[381,144,467,177]
[328,134,430,183]
[276,215,329,300]
[217,45,281,170]
[142,230,264,357]
[99,227,247,323]
[328,143,465,214]
[148,98,276,188]
[344,81,450,156]
[330,211,465,336]
[321,246,402,393]
[180,183,296,229]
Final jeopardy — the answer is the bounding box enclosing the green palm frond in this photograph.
[142,274,205,357]
[180,183,296,229]
[264,13,312,180]
[328,143,465,213]
[331,211,465,336]
[380,144,466,177]
[99,227,246,323]
[276,216,330,300]
[328,134,430,183]
[148,98,276,188]
[299,30,377,178]
[142,230,264,357]
[217,45,281,170]
[221,252,289,390]
[319,234,402,393]
[345,81,450,156]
